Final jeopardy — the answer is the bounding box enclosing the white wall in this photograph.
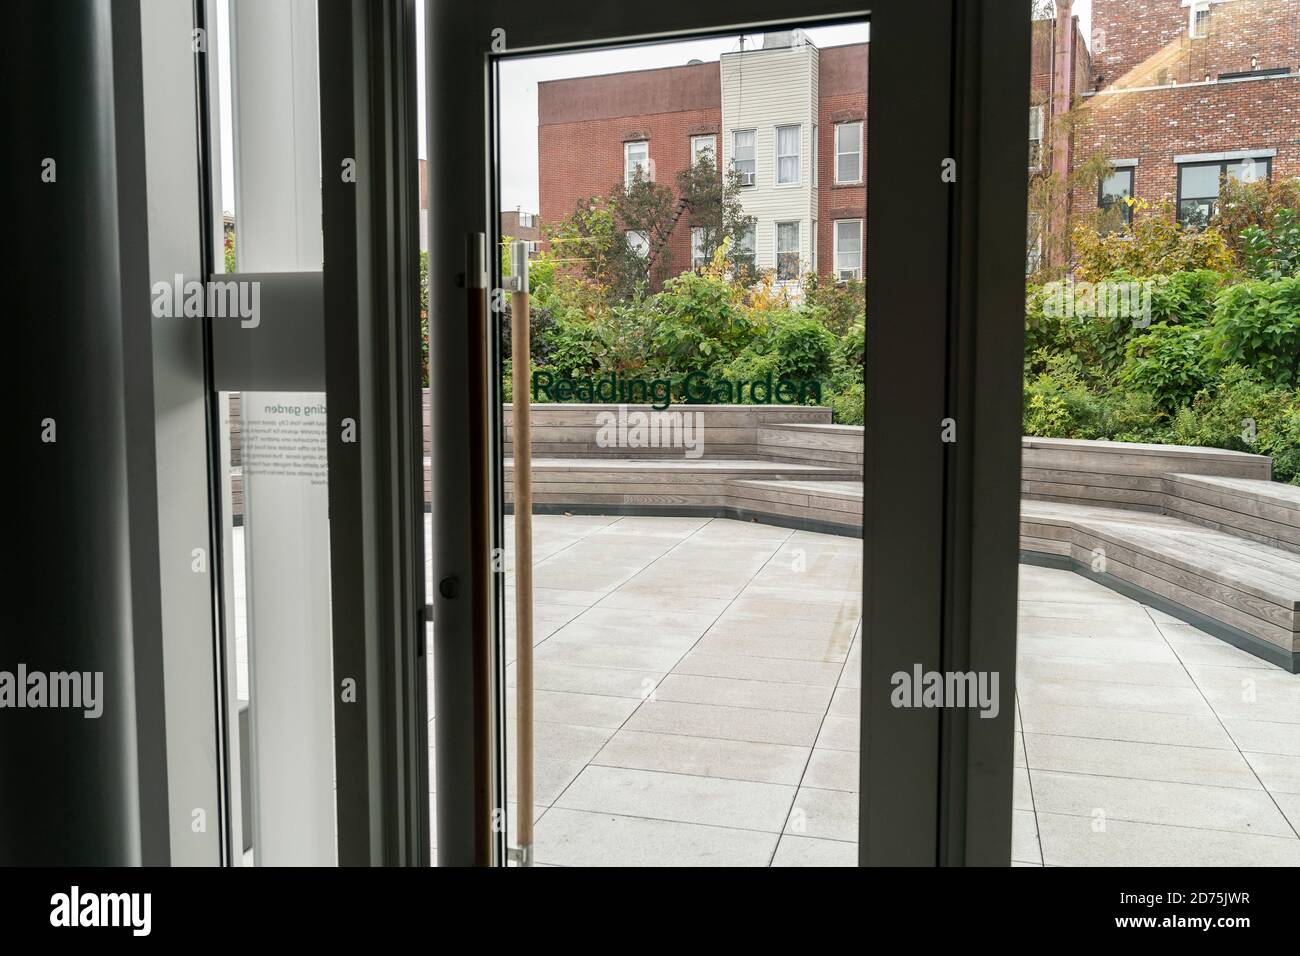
[720,43,819,279]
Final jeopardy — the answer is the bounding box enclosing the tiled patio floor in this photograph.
[422,514,1300,866]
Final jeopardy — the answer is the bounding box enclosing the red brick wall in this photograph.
[538,108,721,280]
[817,44,868,278]
[1091,0,1300,89]
[1072,75,1300,214]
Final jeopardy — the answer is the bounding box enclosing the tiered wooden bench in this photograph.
[500,405,866,535]
[1019,438,1300,672]
[232,394,1300,670]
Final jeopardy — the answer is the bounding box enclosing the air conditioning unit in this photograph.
[838,268,861,282]
[738,171,755,187]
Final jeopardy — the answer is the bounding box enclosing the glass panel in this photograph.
[734,129,756,179]
[836,122,862,183]
[495,22,867,867]
[219,390,335,866]
[1023,0,1298,869]
[1179,163,1220,200]
[777,124,801,183]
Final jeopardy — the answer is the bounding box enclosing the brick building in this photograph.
[1044,0,1300,245]
[537,31,867,285]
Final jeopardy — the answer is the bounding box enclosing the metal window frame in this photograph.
[1175,156,1273,226]
[317,0,430,866]
[1097,166,1135,225]
[426,0,1028,867]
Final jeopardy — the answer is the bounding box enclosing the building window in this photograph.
[834,220,862,281]
[812,125,818,186]
[812,219,818,273]
[732,129,756,185]
[732,224,756,272]
[1189,2,1210,39]
[776,220,800,280]
[1028,106,1044,171]
[1098,166,1134,226]
[1177,156,1270,227]
[626,230,649,259]
[691,227,707,270]
[624,141,650,187]
[518,212,535,229]
[835,121,863,184]
[776,125,801,185]
[691,135,716,168]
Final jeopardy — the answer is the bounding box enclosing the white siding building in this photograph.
[720,32,820,284]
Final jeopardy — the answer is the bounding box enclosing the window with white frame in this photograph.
[691,134,716,168]
[776,125,801,185]
[835,121,862,184]
[812,124,818,186]
[1189,2,1210,39]
[834,220,862,281]
[626,230,649,259]
[776,221,800,280]
[732,223,756,272]
[624,141,650,187]
[812,219,818,273]
[1028,106,1044,171]
[732,129,756,184]
[691,227,707,270]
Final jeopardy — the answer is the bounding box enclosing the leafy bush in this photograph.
[1118,321,1212,411]
[1239,208,1300,280]
[1168,366,1300,484]
[1071,200,1235,280]
[1210,279,1300,386]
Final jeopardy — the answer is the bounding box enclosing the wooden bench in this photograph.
[1018,439,1299,672]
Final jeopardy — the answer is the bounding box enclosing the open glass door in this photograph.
[490,24,869,866]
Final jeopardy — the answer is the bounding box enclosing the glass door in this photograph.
[491,24,869,867]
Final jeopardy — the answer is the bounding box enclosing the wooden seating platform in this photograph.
[1018,439,1299,671]
[229,393,1300,670]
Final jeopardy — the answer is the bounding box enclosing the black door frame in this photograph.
[425,0,1029,866]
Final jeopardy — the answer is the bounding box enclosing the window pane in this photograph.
[1179,163,1220,199]
[1228,158,1266,183]
[777,126,800,184]
[733,130,756,178]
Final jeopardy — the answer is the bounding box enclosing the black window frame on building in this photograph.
[1097,165,1134,227]
[1176,155,1273,228]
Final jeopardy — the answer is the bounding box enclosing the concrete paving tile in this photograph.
[534,808,778,867]
[652,673,833,714]
[785,786,857,842]
[1023,733,1262,790]
[624,699,822,747]
[592,730,809,786]
[1029,769,1294,836]
[555,765,795,832]
[803,748,859,792]
[1036,812,1300,866]
[771,835,857,867]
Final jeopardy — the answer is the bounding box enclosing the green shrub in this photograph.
[1169,366,1300,483]
[1210,279,1300,386]
[1239,208,1300,280]
[1118,321,1213,411]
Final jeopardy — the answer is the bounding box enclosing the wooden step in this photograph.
[1163,473,1300,556]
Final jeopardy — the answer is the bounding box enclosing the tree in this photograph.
[676,155,756,274]
[549,156,755,301]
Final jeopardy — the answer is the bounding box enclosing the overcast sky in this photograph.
[222,2,1091,216]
